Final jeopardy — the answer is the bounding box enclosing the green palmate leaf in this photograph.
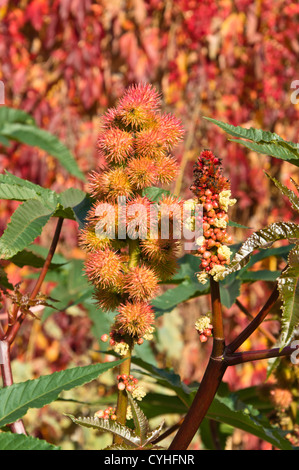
[0,266,13,290]
[219,272,242,308]
[140,392,186,418]
[142,186,170,202]
[139,391,292,450]
[152,280,208,317]
[130,357,192,407]
[0,360,123,428]
[0,172,58,207]
[239,270,281,283]
[207,394,293,450]
[152,244,293,316]
[54,188,91,227]
[10,248,65,269]
[246,244,293,268]
[127,392,150,443]
[70,193,93,228]
[0,172,91,227]
[277,244,299,347]
[0,183,40,202]
[104,443,135,450]
[0,199,55,259]
[218,222,299,279]
[0,135,10,146]
[228,220,250,229]
[0,118,85,180]
[0,173,91,260]
[200,418,234,450]
[58,188,87,210]
[66,415,141,447]
[203,117,299,167]
[0,433,60,451]
[265,173,299,213]
[141,420,164,447]
[229,139,299,167]
[203,117,287,143]
[0,106,35,126]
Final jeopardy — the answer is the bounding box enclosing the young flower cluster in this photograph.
[80,84,183,352]
[94,407,117,421]
[195,314,213,343]
[189,150,236,284]
[117,373,139,392]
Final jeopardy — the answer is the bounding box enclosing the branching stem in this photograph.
[169,275,296,450]
[0,217,64,435]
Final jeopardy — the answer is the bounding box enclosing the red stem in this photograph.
[169,277,226,450]
[226,344,298,366]
[0,217,64,435]
[227,285,279,354]
[0,340,26,434]
[169,357,227,450]
[169,276,287,450]
[5,217,64,345]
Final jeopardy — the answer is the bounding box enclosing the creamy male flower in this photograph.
[219,190,237,212]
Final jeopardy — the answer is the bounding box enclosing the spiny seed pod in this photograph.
[114,301,155,339]
[123,265,159,302]
[85,249,123,288]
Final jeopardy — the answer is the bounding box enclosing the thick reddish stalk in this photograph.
[168,277,288,450]
[227,285,279,354]
[169,357,227,450]
[169,277,226,450]
[226,344,299,366]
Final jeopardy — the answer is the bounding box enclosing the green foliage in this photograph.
[142,186,170,202]
[0,361,123,428]
[0,172,91,259]
[218,222,299,279]
[126,391,150,442]
[206,394,292,450]
[0,199,55,259]
[151,242,293,316]
[0,106,85,180]
[41,258,93,321]
[132,357,293,450]
[9,247,66,269]
[67,415,141,447]
[67,393,164,450]
[204,117,299,167]
[278,244,299,348]
[0,433,60,451]
[265,174,299,213]
[0,172,58,206]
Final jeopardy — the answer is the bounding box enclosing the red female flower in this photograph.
[190,150,236,284]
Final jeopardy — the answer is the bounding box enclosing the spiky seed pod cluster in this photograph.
[80,83,183,351]
[189,150,236,284]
